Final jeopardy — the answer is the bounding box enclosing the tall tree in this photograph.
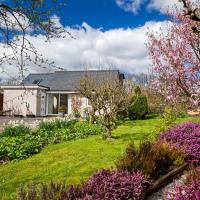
[147,1,200,107]
[0,0,67,79]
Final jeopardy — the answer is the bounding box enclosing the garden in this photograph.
[0,112,200,199]
[0,0,200,199]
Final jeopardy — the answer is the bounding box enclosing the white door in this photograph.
[40,91,46,116]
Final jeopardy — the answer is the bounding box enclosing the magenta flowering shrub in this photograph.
[81,169,150,200]
[159,122,200,163]
[165,168,200,200]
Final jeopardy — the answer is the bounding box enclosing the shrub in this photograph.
[38,119,77,131]
[0,134,43,161]
[162,107,176,127]
[72,121,105,138]
[116,141,186,180]
[1,125,30,137]
[18,169,149,200]
[165,167,200,200]
[152,107,176,137]
[81,169,149,200]
[128,95,148,120]
[159,122,200,164]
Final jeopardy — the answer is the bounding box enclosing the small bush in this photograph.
[116,141,186,180]
[18,169,149,200]
[128,95,148,120]
[159,122,200,164]
[1,125,30,137]
[162,107,176,127]
[152,107,176,137]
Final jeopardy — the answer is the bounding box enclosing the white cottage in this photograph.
[0,70,124,117]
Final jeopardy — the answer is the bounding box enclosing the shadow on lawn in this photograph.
[113,119,158,142]
[116,132,153,142]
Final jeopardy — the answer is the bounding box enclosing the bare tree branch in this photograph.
[0,0,70,80]
[77,71,128,138]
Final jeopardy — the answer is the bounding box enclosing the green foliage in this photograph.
[2,125,31,137]
[128,94,149,120]
[153,107,176,137]
[38,119,77,131]
[54,121,105,141]
[73,121,105,138]
[175,111,188,118]
[73,112,81,118]
[134,85,142,96]
[0,135,43,161]
[0,120,104,163]
[163,107,176,126]
[116,141,186,180]
[17,182,69,200]
[0,117,199,199]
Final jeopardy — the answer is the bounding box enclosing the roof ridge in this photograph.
[27,73,54,75]
[54,69,119,73]
[27,70,120,76]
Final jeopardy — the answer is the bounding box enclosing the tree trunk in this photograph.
[89,109,96,124]
[106,126,113,139]
[89,114,95,124]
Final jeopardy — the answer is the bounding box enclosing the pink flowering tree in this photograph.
[147,1,200,107]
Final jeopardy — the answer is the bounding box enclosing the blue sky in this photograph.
[58,0,167,30]
[1,0,185,79]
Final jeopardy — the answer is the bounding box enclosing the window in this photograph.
[47,93,68,115]
[47,94,59,114]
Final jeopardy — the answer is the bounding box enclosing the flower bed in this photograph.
[18,169,149,200]
[159,122,200,164]
[16,121,200,199]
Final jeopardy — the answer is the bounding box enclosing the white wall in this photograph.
[3,89,39,116]
[3,90,90,117]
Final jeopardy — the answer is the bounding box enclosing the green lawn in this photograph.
[0,116,199,199]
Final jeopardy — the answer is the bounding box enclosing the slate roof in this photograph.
[23,70,124,91]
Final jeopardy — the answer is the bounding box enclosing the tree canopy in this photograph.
[147,0,200,107]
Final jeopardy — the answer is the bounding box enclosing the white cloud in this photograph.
[147,0,199,14]
[0,20,170,79]
[147,0,183,14]
[115,0,182,14]
[0,12,32,32]
[116,0,199,15]
[115,0,147,15]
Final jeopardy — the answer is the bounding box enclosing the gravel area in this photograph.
[147,174,187,200]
